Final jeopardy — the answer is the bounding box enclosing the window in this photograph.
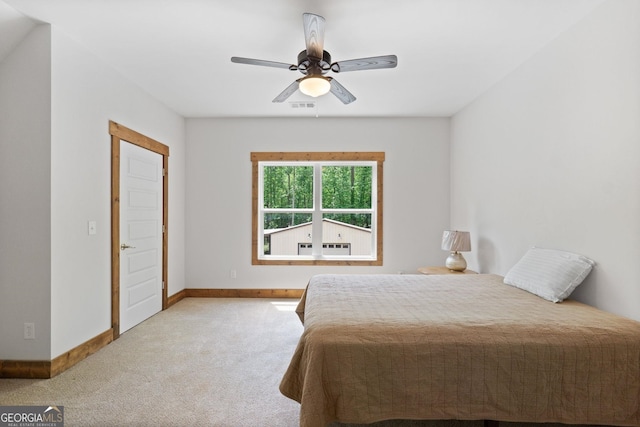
[251,152,384,265]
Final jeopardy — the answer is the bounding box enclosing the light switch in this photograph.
[88,221,97,235]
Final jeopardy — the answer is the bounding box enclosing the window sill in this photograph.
[253,257,382,266]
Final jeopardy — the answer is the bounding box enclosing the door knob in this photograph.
[120,243,136,250]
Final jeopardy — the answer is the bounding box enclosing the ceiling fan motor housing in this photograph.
[297,50,332,75]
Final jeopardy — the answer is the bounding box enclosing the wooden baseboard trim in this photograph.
[0,360,51,379]
[184,288,304,298]
[167,289,186,307]
[0,329,114,379]
[51,328,113,378]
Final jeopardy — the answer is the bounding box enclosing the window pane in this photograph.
[263,213,312,230]
[263,213,313,256]
[322,214,372,256]
[322,166,372,209]
[324,213,372,229]
[263,166,313,209]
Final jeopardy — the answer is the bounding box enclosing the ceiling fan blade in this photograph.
[328,78,356,104]
[331,55,398,73]
[272,80,300,103]
[303,13,325,59]
[231,57,297,71]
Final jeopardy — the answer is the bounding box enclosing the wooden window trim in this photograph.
[251,152,384,266]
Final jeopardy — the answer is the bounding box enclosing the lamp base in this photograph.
[445,252,467,272]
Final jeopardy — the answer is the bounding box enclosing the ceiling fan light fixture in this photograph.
[231,13,397,104]
[299,76,331,97]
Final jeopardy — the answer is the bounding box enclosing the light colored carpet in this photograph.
[0,298,303,426]
[0,298,609,427]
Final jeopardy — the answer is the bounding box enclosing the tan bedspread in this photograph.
[279,274,640,427]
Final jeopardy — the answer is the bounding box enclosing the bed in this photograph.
[279,273,640,427]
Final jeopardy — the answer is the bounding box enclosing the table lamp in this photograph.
[441,230,471,272]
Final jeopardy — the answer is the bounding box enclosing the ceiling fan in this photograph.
[231,13,398,104]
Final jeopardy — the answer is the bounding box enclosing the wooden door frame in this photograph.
[109,120,169,339]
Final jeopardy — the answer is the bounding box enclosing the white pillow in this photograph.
[504,247,595,302]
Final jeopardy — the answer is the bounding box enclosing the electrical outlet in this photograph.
[24,323,35,340]
[230,269,237,279]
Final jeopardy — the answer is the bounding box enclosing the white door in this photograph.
[120,140,163,333]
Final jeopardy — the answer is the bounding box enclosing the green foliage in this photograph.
[324,213,372,229]
[263,166,313,209]
[263,164,373,229]
[263,213,312,230]
[321,166,372,209]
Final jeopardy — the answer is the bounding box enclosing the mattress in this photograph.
[279,273,640,427]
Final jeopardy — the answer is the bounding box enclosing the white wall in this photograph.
[0,25,51,360]
[186,117,450,289]
[451,0,640,320]
[0,23,187,361]
[50,27,186,358]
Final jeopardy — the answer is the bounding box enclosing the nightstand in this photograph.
[418,266,477,275]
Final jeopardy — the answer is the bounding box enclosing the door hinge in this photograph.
[162,168,166,177]
[162,281,165,290]
[162,224,166,233]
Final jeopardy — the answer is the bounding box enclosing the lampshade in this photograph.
[299,76,331,97]
[441,230,471,252]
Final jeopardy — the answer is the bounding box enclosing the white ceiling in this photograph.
[1,0,604,118]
